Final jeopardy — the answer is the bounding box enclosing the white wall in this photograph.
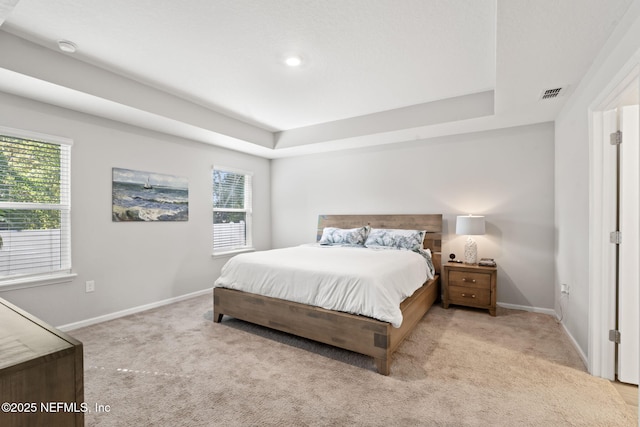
[555,1,640,358]
[0,91,271,327]
[272,122,555,311]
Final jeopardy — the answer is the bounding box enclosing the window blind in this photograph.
[213,167,252,252]
[0,132,72,279]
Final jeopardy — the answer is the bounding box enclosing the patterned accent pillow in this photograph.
[318,226,370,246]
[364,228,426,251]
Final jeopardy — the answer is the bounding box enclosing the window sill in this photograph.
[212,247,255,259]
[0,272,78,292]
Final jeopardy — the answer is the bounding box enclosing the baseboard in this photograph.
[57,287,213,332]
[496,302,557,317]
[559,321,589,369]
[58,293,589,370]
[497,302,589,370]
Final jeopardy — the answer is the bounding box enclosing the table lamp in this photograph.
[456,215,485,264]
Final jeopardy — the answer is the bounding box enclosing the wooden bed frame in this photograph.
[213,214,442,375]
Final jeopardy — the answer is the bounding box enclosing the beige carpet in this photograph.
[70,294,637,426]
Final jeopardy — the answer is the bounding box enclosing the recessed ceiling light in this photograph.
[58,40,77,53]
[285,56,302,67]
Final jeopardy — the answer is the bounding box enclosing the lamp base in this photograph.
[464,236,478,264]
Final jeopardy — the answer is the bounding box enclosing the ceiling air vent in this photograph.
[539,87,565,100]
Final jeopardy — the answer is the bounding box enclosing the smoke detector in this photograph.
[58,40,77,53]
[539,87,567,100]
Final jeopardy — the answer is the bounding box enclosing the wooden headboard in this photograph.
[316,214,443,274]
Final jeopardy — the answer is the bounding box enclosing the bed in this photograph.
[213,214,442,375]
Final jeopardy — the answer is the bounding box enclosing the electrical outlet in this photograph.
[85,280,95,293]
[560,283,569,295]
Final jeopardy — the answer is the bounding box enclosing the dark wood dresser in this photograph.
[0,297,84,427]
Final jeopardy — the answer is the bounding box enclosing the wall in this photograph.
[272,122,555,311]
[0,91,271,327]
[555,1,640,359]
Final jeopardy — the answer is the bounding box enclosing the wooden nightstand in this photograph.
[442,262,497,316]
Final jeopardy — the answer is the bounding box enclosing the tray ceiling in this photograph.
[0,0,634,158]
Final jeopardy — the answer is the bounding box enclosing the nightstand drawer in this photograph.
[448,285,491,306]
[449,271,491,289]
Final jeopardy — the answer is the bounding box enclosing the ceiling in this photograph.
[0,0,634,158]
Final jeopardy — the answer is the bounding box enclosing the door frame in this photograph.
[588,62,640,379]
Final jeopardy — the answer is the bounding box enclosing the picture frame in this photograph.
[112,168,188,222]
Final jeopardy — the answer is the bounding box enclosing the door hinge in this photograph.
[609,329,621,344]
[610,130,622,145]
[610,231,622,244]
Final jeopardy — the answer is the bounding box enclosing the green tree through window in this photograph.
[0,135,62,230]
[0,130,71,278]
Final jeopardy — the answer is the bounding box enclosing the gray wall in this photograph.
[272,122,555,311]
[555,2,640,358]
[0,91,271,327]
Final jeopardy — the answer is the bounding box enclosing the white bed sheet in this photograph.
[213,245,432,327]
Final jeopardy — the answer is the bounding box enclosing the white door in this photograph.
[617,104,639,385]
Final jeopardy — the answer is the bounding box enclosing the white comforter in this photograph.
[213,245,432,328]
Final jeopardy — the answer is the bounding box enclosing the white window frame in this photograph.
[0,126,75,290]
[212,165,253,257]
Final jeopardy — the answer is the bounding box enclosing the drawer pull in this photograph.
[461,278,477,283]
[460,293,476,298]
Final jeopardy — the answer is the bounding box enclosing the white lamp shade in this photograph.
[456,215,485,235]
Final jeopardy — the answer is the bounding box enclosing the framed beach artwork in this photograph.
[112,168,188,221]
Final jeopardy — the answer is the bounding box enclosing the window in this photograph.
[212,167,252,253]
[0,127,72,280]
